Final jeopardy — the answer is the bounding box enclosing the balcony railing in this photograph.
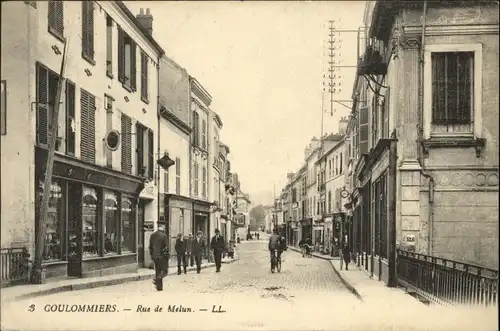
[1,247,31,287]
[397,249,498,307]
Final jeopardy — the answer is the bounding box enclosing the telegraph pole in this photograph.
[34,39,69,283]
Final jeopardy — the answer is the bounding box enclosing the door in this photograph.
[67,183,82,277]
[137,201,145,266]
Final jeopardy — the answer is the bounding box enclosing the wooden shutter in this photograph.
[36,64,49,146]
[176,157,181,195]
[358,105,369,155]
[80,89,96,163]
[202,119,206,150]
[140,51,148,100]
[48,1,64,37]
[148,129,154,179]
[164,170,169,193]
[202,166,207,197]
[194,163,199,195]
[383,88,390,138]
[371,95,378,148]
[117,27,125,83]
[121,114,132,174]
[135,123,144,176]
[81,1,94,60]
[130,41,137,91]
[65,81,76,155]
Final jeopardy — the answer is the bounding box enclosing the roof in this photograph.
[115,2,165,57]
[317,137,346,163]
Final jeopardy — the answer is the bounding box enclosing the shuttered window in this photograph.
[358,105,369,155]
[135,123,144,176]
[140,51,148,101]
[121,114,132,174]
[106,15,113,77]
[130,40,137,91]
[117,27,125,83]
[202,166,207,198]
[381,88,390,139]
[371,95,378,148]
[192,111,199,146]
[148,129,154,179]
[81,1,94,61]
[164,169,169,193]
[65,81,76,155]
[80,89,96,163]
[175,158,181,195]
[201,119,207,150]
[36,64,49,146]
[48,1,64,39]
[194,162,199,196]
[117,28,137,91]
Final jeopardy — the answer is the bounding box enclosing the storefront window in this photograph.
[104,191,119,255]
[38,180,65,261]
[82,186,99,258]
[121,198,135,253]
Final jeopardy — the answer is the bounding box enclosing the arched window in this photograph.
[104,191,119,255]
[121,198,135,252]
[82,186,99,257]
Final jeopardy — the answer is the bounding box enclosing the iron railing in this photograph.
[1,247,31,287]
[397,249,498,307]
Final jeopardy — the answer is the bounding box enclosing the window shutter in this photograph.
[141,52,148,100]
[202,119,206,149]
[117,27,125,83]
[164,170,169,193]
[36,64,49,146]
[65,81,76,155]
[202,166,207,197]
[175,157,181,195]
[130,41,137,91]
[80,89,96,163]
[358,105,369,155]
[148,129,154,179]
[135,123,144,176]
[383,88,390,138]
[81,1,94,59]
[121,114,132,174]
[48,1,64,36]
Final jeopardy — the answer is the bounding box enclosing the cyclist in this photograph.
[268,228,282,271]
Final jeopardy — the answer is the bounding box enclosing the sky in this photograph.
[125,1,366,206]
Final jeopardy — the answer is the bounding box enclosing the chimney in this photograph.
[136,8,153,35]
[338,116,348,135]
[287,172,295,180]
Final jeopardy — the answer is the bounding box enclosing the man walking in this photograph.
[186,233,194,267]
[192,231,204,273]
[175,233,187,275]
[149,224,169,291]
[210,229,225,273]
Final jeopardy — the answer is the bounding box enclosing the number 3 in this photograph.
[28,304,35,312]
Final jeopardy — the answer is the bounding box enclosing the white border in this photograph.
[423,43,483,139]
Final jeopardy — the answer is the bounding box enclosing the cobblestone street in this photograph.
[2,240,497,331]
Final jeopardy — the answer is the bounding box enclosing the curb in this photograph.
[328,260,363,301]
[9,256,240,302]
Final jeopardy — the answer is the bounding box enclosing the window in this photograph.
[121,198,135,252]
[118,27,137,91]
[328,190,332,213]
[358,105,369,155]
[48,1,64,40]
[175,157,181,195]
[381,88,390,139]
[82,186,99,258]
[339,153,343,174]
[328,159,332,177]
[424,44,482,138]
[194,162,199,196]
[104,191,119,255]
[148,130,154,179]
[106,15,113,77]
[371,94,379,148]
[104,95,113,167]
[192,111,200,146]
[38,180,65,261]
[202,166,207,198]
[120,114,132,174]
[80,89,96,163]
[201,119,207,150]
[136,123,144,176]
[65,81,76,155]
[140,51,148,102]
[335,156,338,176]
[164,169,169,193]
[36,63,59,147]
[81,1,94,63]
[134,123,153,179]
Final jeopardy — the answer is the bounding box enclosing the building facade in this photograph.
[345,1,499,284]
[208,109,224,240]
[1,1,164,280]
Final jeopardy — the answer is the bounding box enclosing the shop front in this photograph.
[323,217,333,254]
[300,218,312,242]
[192,200,211,258]
[164,194,193,262]
[35,148,143,281]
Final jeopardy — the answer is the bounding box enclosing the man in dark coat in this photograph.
[342,242,351,270]
[210,229,225,272]
[149,224,169,291]
[192,231,204,273]
[186,233,194,267]
[175,233,187,275]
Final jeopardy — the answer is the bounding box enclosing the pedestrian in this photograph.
[175,233,187,275]
[210,229,225,272]
[149,224,169,291]
[192,231,204,273]
[342,242,351,270]
[226,240,235,259]
[257,233,260,240]
[186,233,194,267]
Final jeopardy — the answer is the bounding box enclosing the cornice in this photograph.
[160,105,192,135]
[212,110,223,128]
[189,77,212,107]
[404,24,499,36]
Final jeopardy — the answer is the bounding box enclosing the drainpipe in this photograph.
[188,77,194,235]
[416,1,435,255]
[156,58,161,233]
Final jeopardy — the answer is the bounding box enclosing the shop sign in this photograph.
[139,180,157,200]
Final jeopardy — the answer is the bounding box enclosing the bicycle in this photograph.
[270,249,281,273]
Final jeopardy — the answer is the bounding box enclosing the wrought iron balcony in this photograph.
[357,43,387,76]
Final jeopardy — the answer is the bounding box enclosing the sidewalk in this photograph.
[1,254,239,302]
[329,259,425,307]
[287,245,339,260]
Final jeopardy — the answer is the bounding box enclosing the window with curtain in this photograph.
[82,186,99,258]
[121,198,135,253]
[104,191,119,255]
